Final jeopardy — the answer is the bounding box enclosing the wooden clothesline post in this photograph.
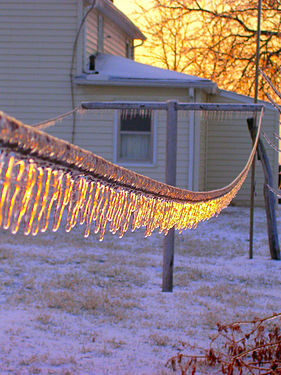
[162,101,177,292]
[247,118,280,260]
[249,0,263,259]
[81,101,263,292]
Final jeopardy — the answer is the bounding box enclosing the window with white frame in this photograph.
[117,110,154,164]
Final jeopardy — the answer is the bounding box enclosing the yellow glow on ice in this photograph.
[0,109,262,241]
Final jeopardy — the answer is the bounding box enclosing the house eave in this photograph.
[74,76,218,94]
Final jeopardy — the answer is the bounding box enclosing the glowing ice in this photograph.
[0,109,263,241]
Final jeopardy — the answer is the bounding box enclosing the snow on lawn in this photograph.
[0,206,281,374]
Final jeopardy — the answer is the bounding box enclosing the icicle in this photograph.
[118,192,137,238]
[0,155,15,227]
[70,177,87,229]
[98,187,113,241]
[131,194,141,232]
[65,177,83,232]
[94,185,108,234]
[11,161,37,234]
[24,166,44,235]
[52,173,73,232]
[115,190,129,235]
[78,178,89,224]
[41,170,60,232]
[131,194,145,231]
[106,188,117,222]
[144,198,157,237]
[80,180,94,225]
[3,160,25,230]
[84,181,101,238]
[110,189,126,234]
[32,167,52,236]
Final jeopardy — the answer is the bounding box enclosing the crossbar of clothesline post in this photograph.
[81,102,263,112]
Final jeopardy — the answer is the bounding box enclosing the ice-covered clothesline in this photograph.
[0,108,263,240]
[30,102,264,130]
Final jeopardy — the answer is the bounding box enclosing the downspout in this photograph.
[188,87,195,190]
[132,39,145,60]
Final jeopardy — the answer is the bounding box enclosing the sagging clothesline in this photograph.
[0,105,263,240]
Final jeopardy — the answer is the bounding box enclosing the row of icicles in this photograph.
[0,150,241,241]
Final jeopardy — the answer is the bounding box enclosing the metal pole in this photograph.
[162,100,177,292]
[249,0,262,259]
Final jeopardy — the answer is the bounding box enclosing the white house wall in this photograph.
[0,0,78,143]
[103,16,128,57]
[73,86,191,190]
[0,0,192,191]
[206,93,279,206]
[85,9,98,65]
[84,8,130,61]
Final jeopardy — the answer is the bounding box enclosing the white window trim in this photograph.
[113,110,157,167]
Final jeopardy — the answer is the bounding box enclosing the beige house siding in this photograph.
[84,8,131,63]
[103,16,128,57]
[0,0,192,191]
[85,9,98,65]
[73,86,191,189]
[206,93,279,206]
[0,0,78,143]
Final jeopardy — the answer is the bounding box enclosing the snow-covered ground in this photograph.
[0,206,280,374]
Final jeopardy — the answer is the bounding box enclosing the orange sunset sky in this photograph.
[113,0,156,65]
[114,0,153,16]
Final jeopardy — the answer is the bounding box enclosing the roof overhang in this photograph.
[75,53,218,94]
[75,75,217,93]
[84,0,146,40]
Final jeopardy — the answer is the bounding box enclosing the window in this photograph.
[117,110,154,164]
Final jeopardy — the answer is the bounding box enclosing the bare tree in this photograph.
[134,3,196,72]
[134,0,281,98]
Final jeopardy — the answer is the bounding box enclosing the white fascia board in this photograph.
[74,76,217,93]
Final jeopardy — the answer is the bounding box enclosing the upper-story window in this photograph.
[117,110,154,164]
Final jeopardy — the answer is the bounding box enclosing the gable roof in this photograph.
[85,0,146,40]
[75,53,218,93]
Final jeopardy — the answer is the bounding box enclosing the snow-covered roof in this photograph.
[75,53,218,93]
[85,0,146,40]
